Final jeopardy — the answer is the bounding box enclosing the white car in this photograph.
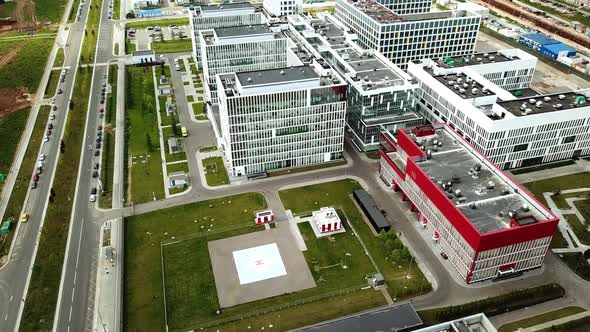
[50,114,56,120]
[43,136,49,142]
[39,154,45,161]
[89,194,96,202]
[37,161,43,168]
[175,65,181,71]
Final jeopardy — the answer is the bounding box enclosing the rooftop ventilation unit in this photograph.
[544,96,552,102]
[554,103,563,109]
[508,210,518,218]
[525,108,533,114]
[247,77,253,82]
[459,88,466,94]
[535,101,543,108]
[472,88,478,95]
[558,94,566,100]
[521,204,529,212]
[280,70,285,75]
[469,202,477,209]
[528,98,536,104]
[520,103,527,110]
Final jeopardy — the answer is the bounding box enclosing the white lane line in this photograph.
[75,219,85,269]
[4,314,7,321]
[69,306,72,322]
[71,289,75,303]
[9,296,13,302]
[74,270,77,284]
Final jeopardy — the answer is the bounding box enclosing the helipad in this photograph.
[232,243,287,285]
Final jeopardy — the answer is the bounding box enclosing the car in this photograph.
[96,143,101,149]
[50,114,56,120]
[154,26,161,31]
[48,123,53,130]
[97,125,103,130]
[39,154,45,161]
[147,26,154,30]
[170,24,177,28]
[99,108,104,113]
[92,171,99,178]
[175,65,181,71]
[97,131,102,137]
[100,98,105,104]
[36,167,42,175]
[91,187,97,195]
[37,161,43,168]
[181,126,188,137]
[57,88,63,94]
[440,252,449,260]
[53,105,57,111]
[94,163,100,170]
[31,181,37,189]
[94,150,100,157]
[46,130,52,136]
[43,135,49,142]
[96,137,102,143]
[99,113,104,118]
[89,194,96,202]
[21,212,29,223]
[32,174,39,182]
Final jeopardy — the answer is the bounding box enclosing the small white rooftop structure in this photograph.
[312,207,343,233]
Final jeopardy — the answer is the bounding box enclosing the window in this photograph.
[563,135,576,144]
[513,143,528,152]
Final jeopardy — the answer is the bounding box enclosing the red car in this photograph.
[32,174,39,182]
[99,108,104,113]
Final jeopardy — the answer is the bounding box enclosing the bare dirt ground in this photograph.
[0,88,31,119]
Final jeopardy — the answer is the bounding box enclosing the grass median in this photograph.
[20,66,92,331]
[44,70,60,98]
[80,0,104,64]
[202,157,229,186]
[499,306,586,332]
[0,106,49,259]
[99,64,118,208]
[125,18,189,29]
[125,66,164,204]
[152,39,192,54]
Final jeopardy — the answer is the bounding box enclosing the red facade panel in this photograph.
[397,130,426,158]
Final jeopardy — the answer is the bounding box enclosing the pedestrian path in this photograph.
[543,189,590,254]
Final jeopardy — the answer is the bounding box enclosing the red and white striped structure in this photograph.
[379,124,559,283]
[255,210,275,225]
[312,207,342,233]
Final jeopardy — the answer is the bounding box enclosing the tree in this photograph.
[584,249,590,260]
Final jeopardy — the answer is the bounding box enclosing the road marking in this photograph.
[9,296,13,302]
[71,289,75,303]
[69,306,72,322]
[75,219,85,269]
[74,270,77,284]
[4,314,7,321]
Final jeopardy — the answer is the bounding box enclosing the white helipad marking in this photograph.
[232,243,286,285]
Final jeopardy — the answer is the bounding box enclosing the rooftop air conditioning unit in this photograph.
[544,96,552,102]
[535,101,543,108]
[529,98,536,104]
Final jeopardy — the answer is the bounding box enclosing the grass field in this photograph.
[202,157,229,186]
[0,106,48,258]
[44,70,60,98]
[35,0,68,23]
[269,160,347,177]
[152,39,192,53]
[498,306,586,332]
[523,173,590,206]
[279,180,431,299]
[113,0,121,20]
[125,38,136,54]
[124,193,267,331]
[20,67,92,331]
[125,18,189,29]
[166,162,188,174]
[538,315,590,332]
[199,146,217,153]
[53,47,65,68]
[68,0,81,23]
[0,37,54,92]
[99,64,118,209]
[126,66,164,204]
[562,214,590,246]
[192,102,204,116]
[560,252,590,281]
[0,109,30,185]
[80,0,104,64]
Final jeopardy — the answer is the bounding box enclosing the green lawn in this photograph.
[99,64,118,209]
[279,179,431,299]
[499,306,586,332]
[158,96,177,126]
[560,252,590,281]
[68,0,81,23]
[0,106,48,258]
[539,315,590,332]
[20,67,92,331]
[0,37,54,92]
[192,102,204,116]
[53,47,65,68]
[125,38,136,55]
[523,173,590,205]
[0,109,29,183]
[44,70,60,98]
[124,193,267,331]
[114,42,119,56]
[186,94,193,102]
[151,39,192,54]
[550,228,567,249]
[125,18,189,29]
[113,0,121,20]
[126,66,164,204]
[167,162,188,174]
[419,284,566,325]
[35,0,67,23]
[80,0,104,64]
[562,214,590,246]
[202,157,229,186]
[269,160,347,177]
[162,126,186,162]
[199,146,217,153]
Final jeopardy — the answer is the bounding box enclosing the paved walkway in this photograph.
[522,311,590,331]
[490,297,583,329]
[543,189,590,253]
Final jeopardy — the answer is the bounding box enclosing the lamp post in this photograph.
[343,252,351,269]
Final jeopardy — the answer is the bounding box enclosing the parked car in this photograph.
[94,150,100,157]
[96,143,101,149]
[46,130,52,136]
[440,252,449,260]
[91,187,97,195]
[96,137,102,143]
[92,171,99,178]
[43,136,49,142]
[21,212,29,223]
[39,154,45,161]
[99,108,104,113]
[36,167,42,175]
[94,163,100,170]
[89,194,96,202]
[57,88,63,94]
[50,114,56,120]
[48,123,53,130]
[97,125,103,130]
[37,161,43,168]
[32,174,39,182]
[31,181,37,189]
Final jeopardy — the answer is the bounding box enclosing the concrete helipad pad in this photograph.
[208,226,316,308]
[233,243,287,285]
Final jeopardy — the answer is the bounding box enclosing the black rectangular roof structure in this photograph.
[293,303,422,332]
[353,189,390,232]
[237,65,319,87]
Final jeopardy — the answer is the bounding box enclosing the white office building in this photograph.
[200,24,289,104]
[408,56,590,169]
[376,0,432,14]
[432,49,537,90]
[334,0,481,69]
[189,3,265,66]
[216,64,347,176]
[264,0,303,16]
[288,14,422,151]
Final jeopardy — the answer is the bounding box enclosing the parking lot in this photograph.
[127,25,189,52]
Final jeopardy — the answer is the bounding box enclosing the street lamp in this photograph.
[342,252,352,269]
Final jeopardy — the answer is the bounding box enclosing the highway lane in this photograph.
[0,0,92,330]
[53,0,117,330]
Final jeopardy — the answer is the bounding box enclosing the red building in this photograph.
[379,124,559,283]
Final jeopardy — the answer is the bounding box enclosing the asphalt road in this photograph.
[53,0,118,330]
[0,0,92,330]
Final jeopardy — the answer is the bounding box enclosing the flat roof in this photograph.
[236,65,319,87]
[343,0,402,24]
[520,32,558,46]
[403,126,548,234]
[200,2,253,11]
[352,189,390,230]
[498,92,590,117]
[436,52,516,69]
[295,303,422,332]
[431,71,493,100]
[214,24,271,38]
